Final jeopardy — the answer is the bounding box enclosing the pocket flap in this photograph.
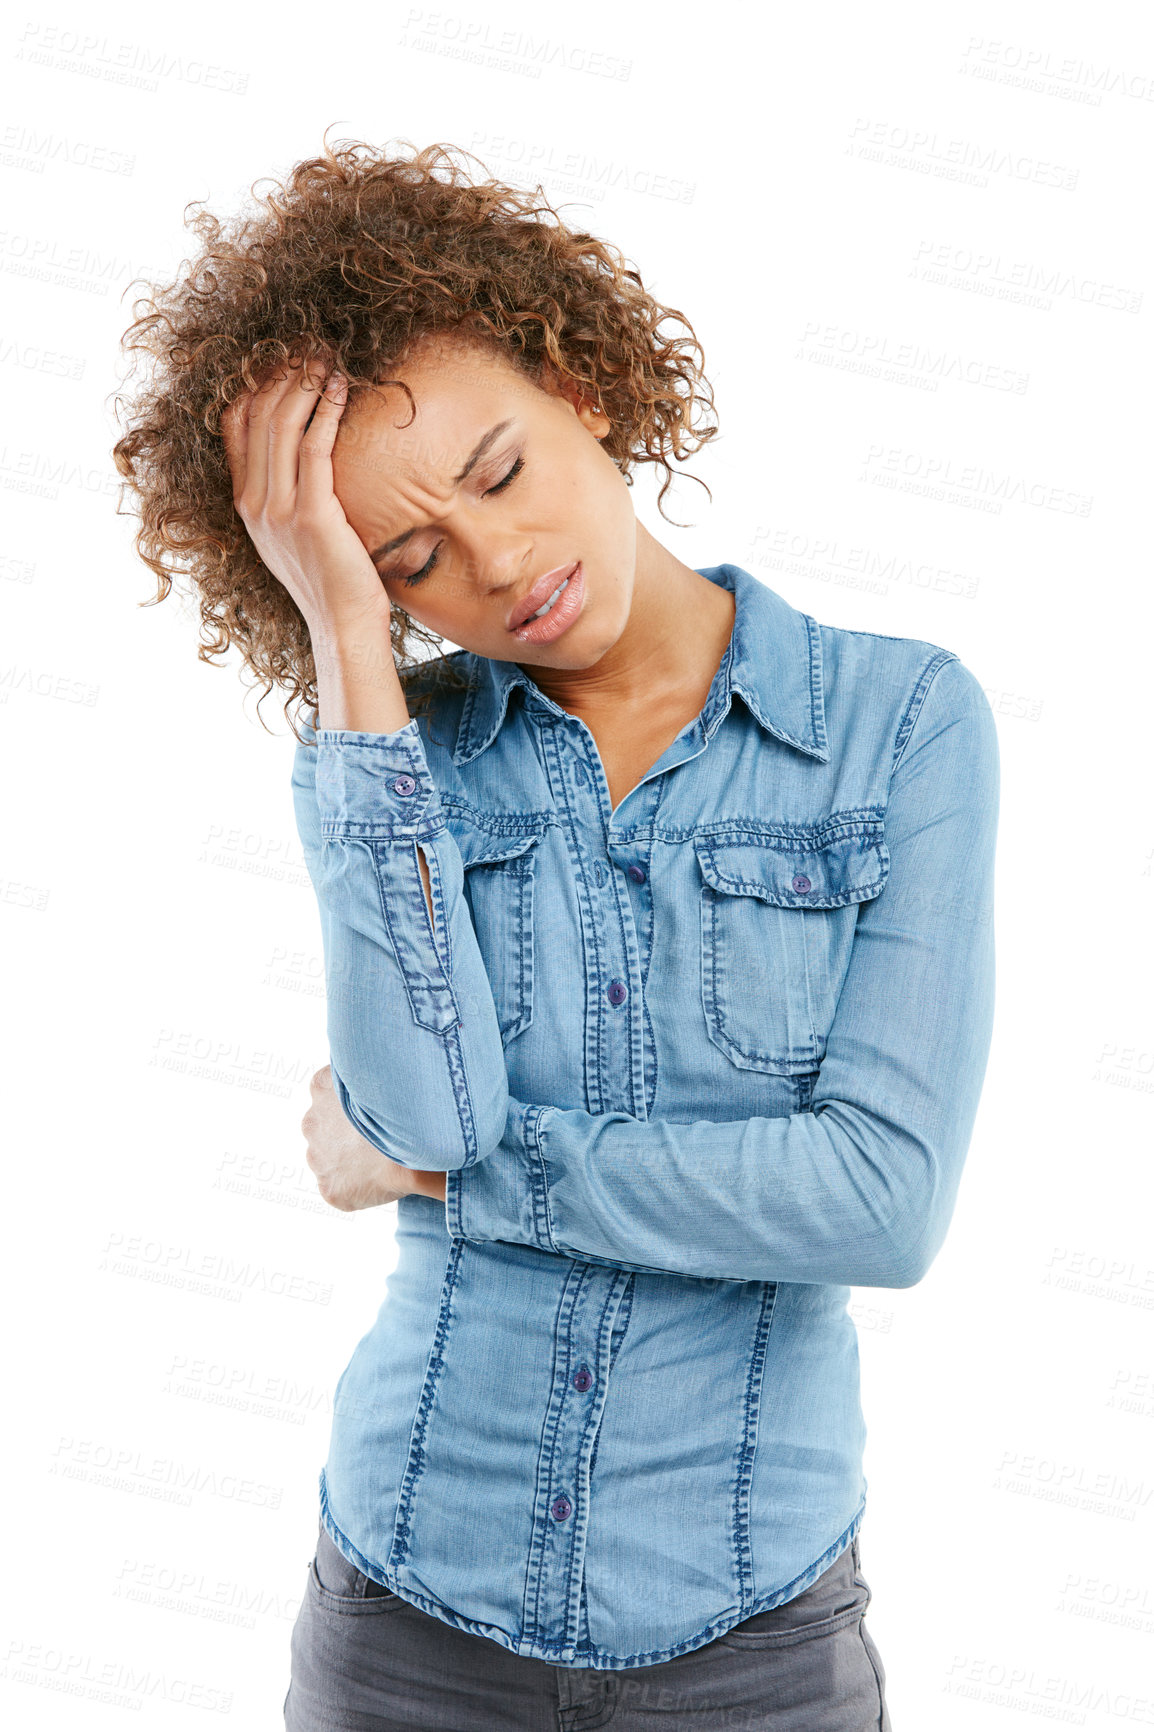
[695,828,888,909]
[449,821,543,871]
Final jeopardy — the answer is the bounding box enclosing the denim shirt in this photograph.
[290,563,999,1670]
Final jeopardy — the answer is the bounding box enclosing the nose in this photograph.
[460,534,532,602]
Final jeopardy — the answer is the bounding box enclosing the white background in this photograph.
[3,0,1152,1724]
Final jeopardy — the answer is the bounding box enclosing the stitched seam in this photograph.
[440,798,555,839]
[524,1268,585,1642]
[860,1617,888,1728]
[370,842,459,1032]
[543,720,608,1117]
[720,1604,865,1648]
[307,1562,405,1616]
[891,649,958,777]
[528,1105,558,1251]
[321,813,444,841]
[733,1281,780,1609]
[805,612,829,754]
[441,1019,480,1167]
[559,1279,623,1646]
[425,838,452,977]
[562,1504,868,1668]
[702,890,810,1067]
[513,860,533,1040]
[387,1242,466,1569]
[412,837,448,970]
[701,863,887,908]
[695,815,885,846]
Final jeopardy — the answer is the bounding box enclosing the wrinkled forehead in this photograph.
[332,337,548,491]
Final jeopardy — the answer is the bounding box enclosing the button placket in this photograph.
[539,715,646,1118]
[524,1264,627,1655]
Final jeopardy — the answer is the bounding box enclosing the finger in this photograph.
[297,371,349,514]
[240,362,304,510]
[261,358,332,511]
[219,393,251,505]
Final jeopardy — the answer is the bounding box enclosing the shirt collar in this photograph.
[449,563,830,765]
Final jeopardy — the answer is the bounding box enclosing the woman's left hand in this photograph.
[302,1065,447,1209]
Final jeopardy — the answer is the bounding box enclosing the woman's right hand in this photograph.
[220,358,391,643]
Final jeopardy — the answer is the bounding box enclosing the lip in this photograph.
[506,561,581,632]
[508,562,585,645]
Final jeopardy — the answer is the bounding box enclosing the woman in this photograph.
[113,136,999,1730]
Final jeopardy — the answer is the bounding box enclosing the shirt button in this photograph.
[551,1495,573,1521]
[627,864,647,884]
[391,774,417,797]
[607,979,627,1006]
[792,873,811,893]
[573,1366,593,1392]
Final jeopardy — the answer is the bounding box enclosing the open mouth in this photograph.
[509,561,585,643]
[525,572,572,620]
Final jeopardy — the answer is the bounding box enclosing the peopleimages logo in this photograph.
[2,1638,233,1716]
[48,1434,285,1511]
[14,23,249,95]
[98,1229,334,1306]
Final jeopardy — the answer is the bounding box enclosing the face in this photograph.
[330,334,638,669]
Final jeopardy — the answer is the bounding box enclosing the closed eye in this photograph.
[394,454,526,588]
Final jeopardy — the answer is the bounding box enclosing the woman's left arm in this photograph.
[446,656,1000,1288]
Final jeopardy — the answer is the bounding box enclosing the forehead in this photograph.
[332,338,542,498]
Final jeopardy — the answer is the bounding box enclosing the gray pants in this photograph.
[283,1519,891,1729]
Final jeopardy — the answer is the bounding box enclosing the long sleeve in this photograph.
[291,711,509,1168]
[445,655,999,1288]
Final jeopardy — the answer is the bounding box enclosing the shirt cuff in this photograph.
[314,719,443,837]
[446,1098,557,1251]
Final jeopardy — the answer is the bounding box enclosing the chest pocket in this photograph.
[449,820,545,1046]
[694,825,888,1074]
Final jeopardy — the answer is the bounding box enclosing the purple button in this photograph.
[391,774,417,796]
[573,1366,593,1392]
[607,979,627,1006]
[792,873,811,893]
[627,864,647,884]
[551,1495,572,1521]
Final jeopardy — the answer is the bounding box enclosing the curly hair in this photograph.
[111,131,719,743]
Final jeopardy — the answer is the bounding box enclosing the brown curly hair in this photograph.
[111,131,719,743]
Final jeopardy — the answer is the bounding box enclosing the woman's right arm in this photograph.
[220,358,509,1171]
[291,693,511,1172]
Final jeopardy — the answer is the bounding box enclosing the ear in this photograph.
[542,365,611,438]
[579,398,611,439]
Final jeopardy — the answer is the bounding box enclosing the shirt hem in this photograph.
[316,1467,868,1671]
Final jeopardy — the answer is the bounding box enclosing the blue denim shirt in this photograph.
[290,563,999,1670]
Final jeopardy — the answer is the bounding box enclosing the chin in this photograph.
[560,625,622,670]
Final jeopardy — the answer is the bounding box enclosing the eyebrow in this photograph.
[368,419,516,565]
